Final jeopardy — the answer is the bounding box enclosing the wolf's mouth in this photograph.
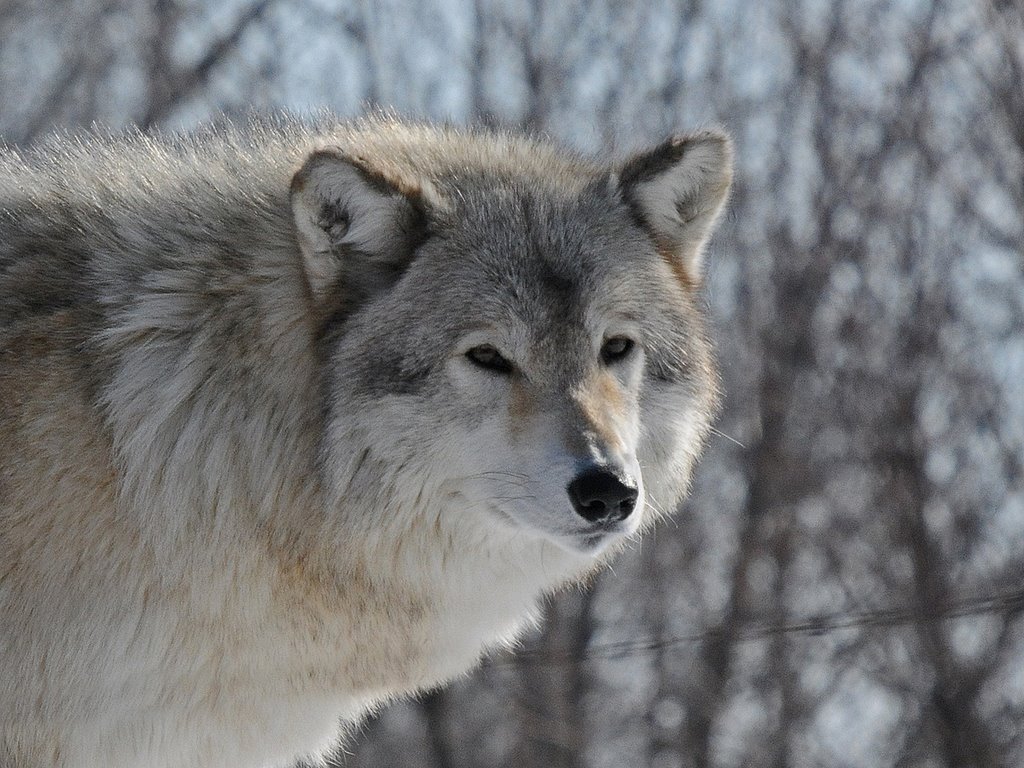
[568,527,632,556]
[480,499,629,556]
[580,531,610,548]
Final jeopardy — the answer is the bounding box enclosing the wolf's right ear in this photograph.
[615,131,733,283]
[289,149,431,303]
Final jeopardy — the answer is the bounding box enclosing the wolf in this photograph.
[0,115,731,767]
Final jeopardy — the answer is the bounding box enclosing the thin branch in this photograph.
[141,0,276,128]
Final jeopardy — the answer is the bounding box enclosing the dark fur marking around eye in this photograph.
[372,358,433,395]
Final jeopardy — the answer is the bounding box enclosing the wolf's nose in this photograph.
[567,467,638,524]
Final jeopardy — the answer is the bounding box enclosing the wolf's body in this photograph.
[0,116,731,768]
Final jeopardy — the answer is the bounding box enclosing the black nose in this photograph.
[567,467,639,524]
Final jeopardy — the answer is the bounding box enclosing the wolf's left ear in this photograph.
[290,149,434,304]
[615,131,733,282]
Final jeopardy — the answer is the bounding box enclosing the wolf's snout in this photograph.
[566,467,638,524]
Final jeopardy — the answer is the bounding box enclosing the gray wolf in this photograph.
[0,115,731,767]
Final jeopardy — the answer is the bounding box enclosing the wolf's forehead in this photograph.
[434,189,615,324]
[451,180,629,272]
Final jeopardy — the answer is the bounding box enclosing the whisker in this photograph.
[709,426,746,449]
[643,496,669,517]
[487,485,532,495]
[459,472,534,490]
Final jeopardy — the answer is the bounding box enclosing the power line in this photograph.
[492,588,1024,667]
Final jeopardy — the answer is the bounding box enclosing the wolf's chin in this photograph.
[531,521,638,558]
[555,533,616,557]
[480,503,626,559]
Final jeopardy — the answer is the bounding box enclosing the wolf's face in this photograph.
[291,130,731,557]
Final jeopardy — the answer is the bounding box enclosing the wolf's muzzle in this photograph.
[566,467,638,524]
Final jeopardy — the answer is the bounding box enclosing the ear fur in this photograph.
[616,131,733,282]
[289,149,429,303]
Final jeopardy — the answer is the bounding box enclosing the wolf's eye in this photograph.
[601,336,635,364]
[465,345,514,374]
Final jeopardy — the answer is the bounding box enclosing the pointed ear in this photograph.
[616,131,733,282]
[289,149,431,303]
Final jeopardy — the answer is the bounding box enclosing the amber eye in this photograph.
[600,336,635,364]
[465,344,514,374]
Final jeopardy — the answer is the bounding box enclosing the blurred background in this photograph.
[3,1,1023,766]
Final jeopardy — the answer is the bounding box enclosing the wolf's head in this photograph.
[290,123,731,558]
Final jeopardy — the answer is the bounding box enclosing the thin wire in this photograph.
[489,588,1024,667]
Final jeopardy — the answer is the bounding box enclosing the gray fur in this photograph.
[0,115,730,768]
